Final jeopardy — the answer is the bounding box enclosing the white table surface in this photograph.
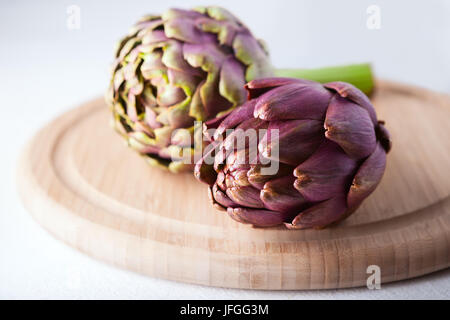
[1,0,449,299]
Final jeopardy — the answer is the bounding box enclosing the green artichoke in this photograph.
[195,78,391,229]
[106,6,273,173]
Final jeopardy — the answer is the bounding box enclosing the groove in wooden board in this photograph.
[17,80,450,289]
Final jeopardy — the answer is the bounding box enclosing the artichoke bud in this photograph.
[107,6,272,173]
[195,78,391,229]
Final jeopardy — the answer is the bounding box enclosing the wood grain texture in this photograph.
[17,80,450,289]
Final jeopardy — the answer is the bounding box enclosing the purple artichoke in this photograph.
[195,78,391,229]
[106,6,273,173]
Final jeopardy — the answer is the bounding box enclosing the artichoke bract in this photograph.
[106,6,273,173]
[195,78,391,229]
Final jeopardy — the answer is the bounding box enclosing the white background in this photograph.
[1,0,449,299]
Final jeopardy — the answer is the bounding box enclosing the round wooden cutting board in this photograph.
[17,81,450,290]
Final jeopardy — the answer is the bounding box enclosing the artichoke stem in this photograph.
[275,63,374,96]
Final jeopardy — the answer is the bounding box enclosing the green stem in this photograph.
[275,63,374,95]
